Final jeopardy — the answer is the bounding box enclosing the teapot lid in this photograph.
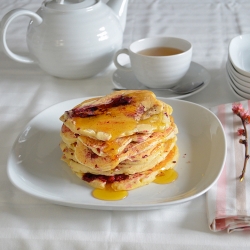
[45,0,98,10]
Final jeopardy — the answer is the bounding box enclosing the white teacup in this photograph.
[113,37,192,88]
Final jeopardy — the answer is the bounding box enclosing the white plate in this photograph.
[112,62,211,99]
[7,97,226,210]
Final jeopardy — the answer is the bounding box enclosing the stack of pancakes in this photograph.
[59,90,179,191]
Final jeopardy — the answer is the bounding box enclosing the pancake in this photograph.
[61,136,177,176]
[77,132,152,157]
[59,90,179,191]
[60,124,78,145]
[74,145,179,191]
[60,90,172,141]
[61,115,176,157]
[73,124,177,171]
[76,117,176,157]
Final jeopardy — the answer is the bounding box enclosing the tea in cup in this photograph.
[113,37,192,88]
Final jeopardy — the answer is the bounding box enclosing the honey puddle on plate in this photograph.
[153,169,178,184]
[92,169,178,201]
[92,184,128,201]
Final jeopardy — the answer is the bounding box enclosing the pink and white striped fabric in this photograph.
[207,100,250,233]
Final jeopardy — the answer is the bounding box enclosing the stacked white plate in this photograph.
[226,34,250,99]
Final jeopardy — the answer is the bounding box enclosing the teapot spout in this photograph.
[107,0,128,32]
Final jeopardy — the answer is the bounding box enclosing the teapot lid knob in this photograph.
[45,0,97,10]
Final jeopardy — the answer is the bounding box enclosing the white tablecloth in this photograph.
[1,0,250,249]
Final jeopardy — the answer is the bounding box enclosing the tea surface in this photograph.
[138,47,183,56]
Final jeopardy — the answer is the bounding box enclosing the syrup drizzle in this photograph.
[153,169,178,184]
[92,184,128,201]
[92,169,178,201]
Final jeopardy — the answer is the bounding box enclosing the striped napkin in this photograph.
[206,100,250,233]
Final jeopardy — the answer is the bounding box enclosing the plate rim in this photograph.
[7,97,227,210]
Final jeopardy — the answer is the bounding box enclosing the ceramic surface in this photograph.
[114,37,192,88]
[7,97,226,210]
[226,69,248,99]
[226,62,250,93]
[227,58,250,83]
[0,0,128,79]
[229,34,250,78]
[112,61,210,99]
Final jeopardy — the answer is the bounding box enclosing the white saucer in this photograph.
[112,62,211,99]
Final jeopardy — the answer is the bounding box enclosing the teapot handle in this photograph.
[0,9,43,64]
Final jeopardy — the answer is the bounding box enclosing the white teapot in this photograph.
[0,0,128,79]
